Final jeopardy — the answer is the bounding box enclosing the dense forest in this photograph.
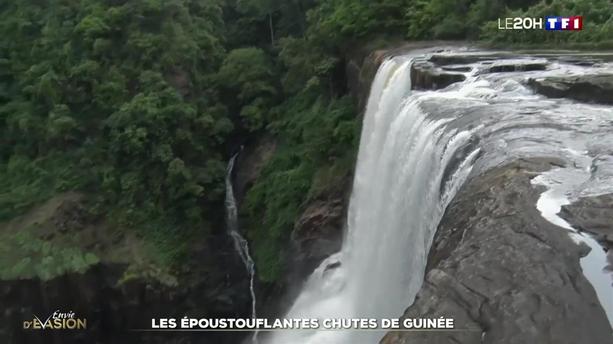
[1,0,612,281]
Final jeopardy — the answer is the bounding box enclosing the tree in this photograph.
[0,0,232,245]
[217,47,278,130]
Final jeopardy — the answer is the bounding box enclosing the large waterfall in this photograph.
[268,50,613,344]
[269,57,481,344]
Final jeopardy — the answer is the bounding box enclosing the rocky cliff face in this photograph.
[233,135,277,206]
[381,159,612,344]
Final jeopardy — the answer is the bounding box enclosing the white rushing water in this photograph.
[269,57,480,344]
[225,154,259,343]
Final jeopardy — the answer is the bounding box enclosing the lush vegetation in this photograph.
[482,0,613,45]
[405,0,613,45]
[0,229,99,280]
[1,0,611,281]
[0,0,231,267]
[243,94,358,280]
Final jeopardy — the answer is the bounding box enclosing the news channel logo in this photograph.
[498,16,583,30]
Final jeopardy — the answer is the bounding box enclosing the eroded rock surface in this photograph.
[410,54,549,90]
[429,54,495,66]
[233,135,277,204]
[291,198,345,279]
[528,74,613,104]
[411,60,466,90]
[381,159,612,344]
[560,194,613,245]
[481,61,547,74]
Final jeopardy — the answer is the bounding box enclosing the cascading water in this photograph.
[225,154,258,343]
[268,57,481,344]
[269,49,613,344]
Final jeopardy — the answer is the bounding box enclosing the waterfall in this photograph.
[225,153,259,343]
[268,57,480,344]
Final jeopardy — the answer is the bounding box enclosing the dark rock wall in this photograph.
[345,49,389,112]
[0,196,251,344]
[233,135,277,205]
[1,236,250,344]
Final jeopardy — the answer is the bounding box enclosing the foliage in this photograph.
[481,0,613,44]
[224,0,315,47]
[405,0,613,42]
[0,230,99,281]
[406,0,538,39]
[0,153,87,221]
[217,48,278,130]
[244,93,357,281]
[306,0,411,47]
[0,0,231,260]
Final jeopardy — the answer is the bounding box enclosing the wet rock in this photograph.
[411,60,466,90]
[346,49,389,112]
[382,160,612,344]
[441,66,472,72]
[482,61,547,74]
[233,135,276,203]
[346,41,475,110]
[429,54,498,66]
[528,74,613,104]
[556,56,602,67]
[291,198,345,278]
[560,194,613,245]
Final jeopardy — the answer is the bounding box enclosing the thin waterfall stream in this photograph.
[225,153,258,343]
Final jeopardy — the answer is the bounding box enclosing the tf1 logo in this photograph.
[545,16,583,30]
[498,16,583,30]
